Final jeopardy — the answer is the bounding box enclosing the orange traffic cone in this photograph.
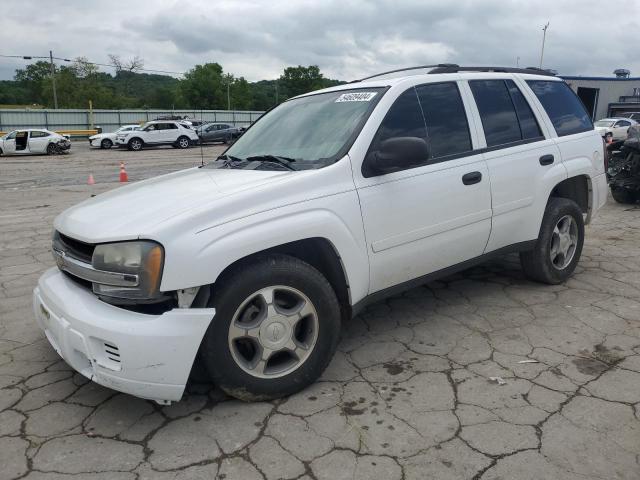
[119,162,128,183]
[87,174,95,185]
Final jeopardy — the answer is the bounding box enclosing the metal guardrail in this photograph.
[0,109,265,134]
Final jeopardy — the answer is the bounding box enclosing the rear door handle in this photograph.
[462,171,482,185]
[539,154,554,166]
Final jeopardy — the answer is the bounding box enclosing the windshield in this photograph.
[224,88,385,165]
[595,120,615,127]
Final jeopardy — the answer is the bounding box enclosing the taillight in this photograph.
[602,137,609,171]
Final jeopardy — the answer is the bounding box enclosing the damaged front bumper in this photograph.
[33,268,214,403]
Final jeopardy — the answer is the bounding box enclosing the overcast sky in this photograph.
[1,0,639,82]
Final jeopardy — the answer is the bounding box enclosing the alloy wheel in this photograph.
[550,214,578,270]
[227,285,319,379]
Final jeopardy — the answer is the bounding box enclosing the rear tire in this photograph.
[128,138,143,151]
[101,139,113,149]
[610,186,636,204]
[200,254,341,401]
[520,197,584,284]
[177,136,190,149]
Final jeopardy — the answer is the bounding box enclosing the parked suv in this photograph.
[34,66,607,404]
[115,120,199,150]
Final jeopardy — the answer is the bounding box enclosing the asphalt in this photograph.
[1,142,639,479]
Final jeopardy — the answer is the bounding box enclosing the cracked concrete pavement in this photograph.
[1,143,639,479]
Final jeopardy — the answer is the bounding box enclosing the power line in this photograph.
[0,53,186,76]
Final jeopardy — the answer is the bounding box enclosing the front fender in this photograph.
[160,190,370,304]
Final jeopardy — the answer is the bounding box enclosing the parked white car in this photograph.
[34,66,607,404]
[115,120,199,150]
[0,129,71,156]
[594,117,637,141]
[89,125,140,149]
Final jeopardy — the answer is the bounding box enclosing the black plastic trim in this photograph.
[351,240,537,317]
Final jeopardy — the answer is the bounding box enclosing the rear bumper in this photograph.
[33,268,214,403]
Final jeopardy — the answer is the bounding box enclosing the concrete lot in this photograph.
[1,143,639,480]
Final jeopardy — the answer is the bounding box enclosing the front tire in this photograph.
[200,254,341,401]
[46,143,57,155]
[520,198,584,284]
[610,186,636,204]
[101,139,113,149]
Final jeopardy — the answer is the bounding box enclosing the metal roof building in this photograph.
[561,72,640,121]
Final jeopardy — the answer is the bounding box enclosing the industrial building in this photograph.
[562,69,640,121]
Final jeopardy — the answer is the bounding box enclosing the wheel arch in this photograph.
[213,237,352,321]
[549,174,593,222]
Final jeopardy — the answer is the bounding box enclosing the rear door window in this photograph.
[526,80,593,137]
[469,80,522,147]
[415,82,472,158]
[505,80,542,140]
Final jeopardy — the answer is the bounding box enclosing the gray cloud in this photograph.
[1,0,639,82]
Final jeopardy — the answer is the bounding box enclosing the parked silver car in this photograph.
[196,123,242,144]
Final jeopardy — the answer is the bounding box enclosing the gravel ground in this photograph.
[1,142,639,480]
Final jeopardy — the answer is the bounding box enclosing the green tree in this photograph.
[279,65,336,98]
[179,63,226,109]
[230,77,252,110]
[14,61,52,105]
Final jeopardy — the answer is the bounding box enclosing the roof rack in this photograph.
[352,64,460,82]
[352,64,556,83]
[427,65,556,76]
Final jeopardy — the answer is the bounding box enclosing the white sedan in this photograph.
[594,117,638,141]
[0,129,71,156]
[89,125,141,149]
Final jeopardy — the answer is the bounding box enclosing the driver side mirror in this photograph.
[366,137,430,175]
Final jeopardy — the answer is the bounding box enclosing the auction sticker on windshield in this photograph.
[335,92,378,102]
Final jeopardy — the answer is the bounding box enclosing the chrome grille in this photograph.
[53,231,94,263]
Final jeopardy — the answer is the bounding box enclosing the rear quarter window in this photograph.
[526,80,593,137]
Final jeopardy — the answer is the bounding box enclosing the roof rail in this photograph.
[352,64,460,83]
[427,65,556,76]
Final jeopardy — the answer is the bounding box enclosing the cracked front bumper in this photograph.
[33,268,215,403]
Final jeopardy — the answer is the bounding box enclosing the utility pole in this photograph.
[275,81,279,105]
[516,56,520,68]
[49,50,58,109]
[226,74,231,110]
[539,22,550,69]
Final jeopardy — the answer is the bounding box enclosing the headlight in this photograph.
[91,241,164,301]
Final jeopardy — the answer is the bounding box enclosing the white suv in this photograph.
[34,66,608,404]
[115,120,199,151]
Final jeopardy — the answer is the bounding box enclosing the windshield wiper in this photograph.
[215,154,246,168]
[246,154,298,171]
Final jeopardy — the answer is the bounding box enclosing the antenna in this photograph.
[199,106,205,167]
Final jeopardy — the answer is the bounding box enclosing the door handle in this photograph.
[539,154,554,166]
[462,171,482,185]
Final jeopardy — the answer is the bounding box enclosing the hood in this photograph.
[55,167,292,243]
